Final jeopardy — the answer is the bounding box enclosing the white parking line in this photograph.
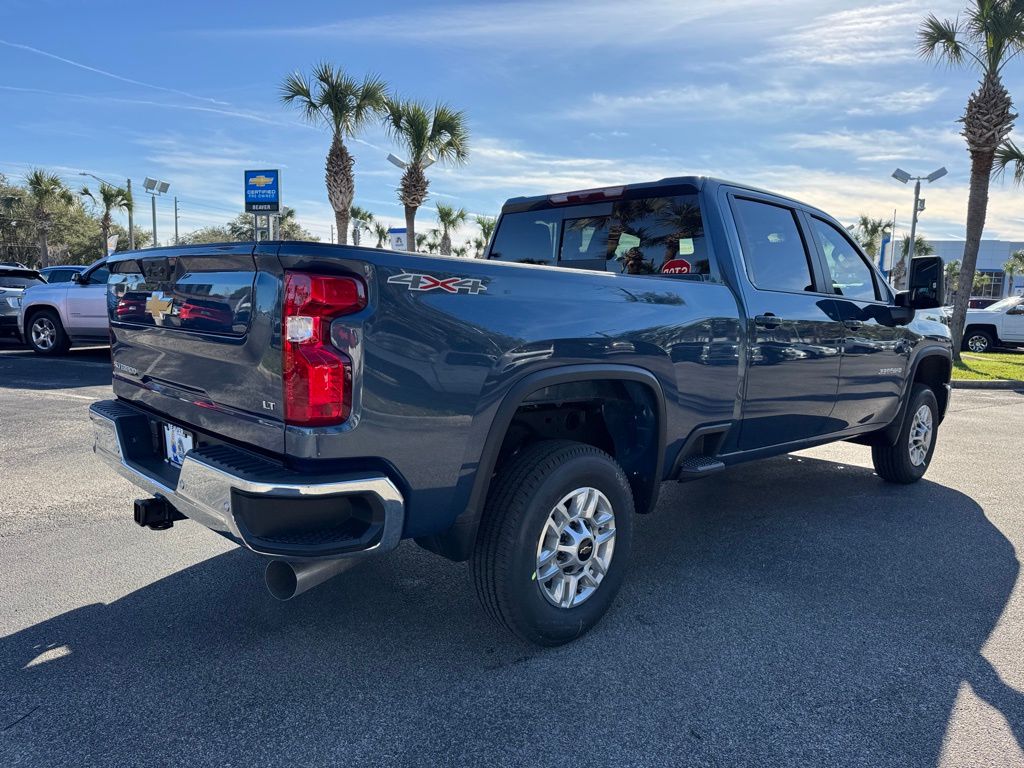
[1,389,99,401]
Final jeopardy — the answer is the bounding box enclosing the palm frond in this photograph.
[918,13,968,64]
[994,139,1024,185]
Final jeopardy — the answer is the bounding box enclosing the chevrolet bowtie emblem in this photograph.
[145,292,173,320]
[248,174,274,187]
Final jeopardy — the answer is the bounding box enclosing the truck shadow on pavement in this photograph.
[0,455,1019,766]
[0,341,111,390]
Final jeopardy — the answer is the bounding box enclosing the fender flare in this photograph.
[417,363,668,561]
[867,346,952,446]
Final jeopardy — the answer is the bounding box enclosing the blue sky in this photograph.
[2,0,1023,247]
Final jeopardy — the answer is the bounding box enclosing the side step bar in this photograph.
[673,423,731,482]
[676,456,726,481]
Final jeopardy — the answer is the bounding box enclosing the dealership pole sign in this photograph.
[244,169,281,213]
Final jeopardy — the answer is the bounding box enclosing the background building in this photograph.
[930,240,1024,299]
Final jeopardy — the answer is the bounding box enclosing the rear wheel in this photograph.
[28,310,70,355]
[963,329,994,353]
[472,440,634,646]
[871,384,938,484]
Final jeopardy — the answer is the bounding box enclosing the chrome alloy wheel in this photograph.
[908,404,934,467]
[535,487,616,609]
[967,334,990,353]
[31,316,56,350]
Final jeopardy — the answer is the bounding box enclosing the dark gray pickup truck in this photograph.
[90,176,951,645]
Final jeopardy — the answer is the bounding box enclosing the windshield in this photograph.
[983,295,1023,312]
[0,275,43,289]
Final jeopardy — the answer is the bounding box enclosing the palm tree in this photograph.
[349,205,375,245]
[371,221,390,248]
[1004,249,1024,294]
[80,182,132,256]
[853,215,892,263]
[280,63,387,245]
[945,258,962,296]
[384,98,469,251]
[471,235,487,259]
[890,235,935,288]
[435,203,467,255]
[475,214,496,244]
[918,2,1024,360]
[452,244,469,258]
[25,169,75,268]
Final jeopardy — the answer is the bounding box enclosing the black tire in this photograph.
[962,328,995,353]
[871,384,939,484]
[472,440,634,646]
[27,310,71,355]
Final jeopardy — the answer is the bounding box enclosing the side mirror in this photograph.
[898,255,944,310]
[71,271,84,285]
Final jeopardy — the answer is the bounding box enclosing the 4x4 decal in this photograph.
[387,272,487,295]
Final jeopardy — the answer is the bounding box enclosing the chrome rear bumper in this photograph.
[89,399,404,560]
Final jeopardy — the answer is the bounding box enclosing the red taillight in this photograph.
[282,272,366,426]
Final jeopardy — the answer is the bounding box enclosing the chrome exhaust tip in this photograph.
[264,558,356,601]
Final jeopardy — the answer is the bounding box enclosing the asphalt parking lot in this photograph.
[1,338,1023,767]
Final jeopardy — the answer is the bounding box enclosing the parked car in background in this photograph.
[968,297,1000,309]
[0,261,30,269]
[19,258,109,354]
[40,265,89,284]
[962,295,1024,352]
[0,266,45,338]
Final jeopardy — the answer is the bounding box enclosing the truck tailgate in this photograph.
[107,244,285,454]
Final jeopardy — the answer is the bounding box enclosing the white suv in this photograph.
[19,259,109,355]
[962,295,1024,352]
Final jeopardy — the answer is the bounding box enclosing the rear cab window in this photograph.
[489,187,717,281]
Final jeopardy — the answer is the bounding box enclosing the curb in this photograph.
[951,379,1024,390]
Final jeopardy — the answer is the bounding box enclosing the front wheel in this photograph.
[963,329,994,353]
[27,310,70,355]
[871,384,939,484]
[472,440,634,646]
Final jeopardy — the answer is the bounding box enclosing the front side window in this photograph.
[810,217,879,302]
[85,266,110,285]
[732,198,814,293]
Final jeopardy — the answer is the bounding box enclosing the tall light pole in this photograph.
[143,177,170,247]
[80,171,136,250]
[891,166,947,284]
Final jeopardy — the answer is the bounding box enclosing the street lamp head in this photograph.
[926,166,948,183]
[892,168,911,184]
[143,177,157,192]
[386,153,409,170]
[156,180,170,194]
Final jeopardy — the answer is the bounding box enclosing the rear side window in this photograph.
[489,210,560,265]
[490,193,714,279]
[732,198,814,293]
[809,217,879,301]
[0,275,43,288]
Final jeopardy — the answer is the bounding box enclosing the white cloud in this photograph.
[750,0,964,67]
[214,0,799,49]
[785,126,962,163]
[567,81,946,122]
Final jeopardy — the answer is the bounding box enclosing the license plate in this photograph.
[163,424,194,467]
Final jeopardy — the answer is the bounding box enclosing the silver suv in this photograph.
[20,259,109,355]
[0,267,46,339]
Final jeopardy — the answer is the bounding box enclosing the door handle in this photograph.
[754,313,781,330]
[843,320,864,330]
